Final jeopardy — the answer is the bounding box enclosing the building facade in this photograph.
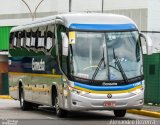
[0,0,160,31]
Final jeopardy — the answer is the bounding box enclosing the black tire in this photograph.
[114,110,126,117]
[19,86,33,111]
[32,103,39,109]
[55,96,67,117]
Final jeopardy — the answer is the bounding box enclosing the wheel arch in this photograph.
[51,84,58,106]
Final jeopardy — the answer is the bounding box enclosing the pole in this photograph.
[21,0,45,20]
[34,0,45,19]
[69,0,72,12]
[21,0,34,20]
[102,0,104,13]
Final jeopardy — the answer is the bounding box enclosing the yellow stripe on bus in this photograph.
[31,87,50,92]
[9,72,62,78]
[74,85,142,94]
[10,86,50,92]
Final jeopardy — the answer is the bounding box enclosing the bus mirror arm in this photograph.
[61,32,69,56]
[140,33,153,55]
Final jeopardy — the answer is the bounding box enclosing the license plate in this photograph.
[103,101,116,107]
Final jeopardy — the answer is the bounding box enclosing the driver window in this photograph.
[57,25,68,75]
[140,34,147,54]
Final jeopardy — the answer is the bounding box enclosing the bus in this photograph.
[9,13,152,117]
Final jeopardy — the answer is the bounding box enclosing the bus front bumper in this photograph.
[67,90,144,111]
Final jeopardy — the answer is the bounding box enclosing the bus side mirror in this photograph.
[61,32,69,56]
[140,33,153,55]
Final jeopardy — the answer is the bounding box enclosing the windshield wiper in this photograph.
[113,48,128,83]
[92,47,106,80]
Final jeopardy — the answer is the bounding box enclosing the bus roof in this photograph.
[10,13,138,32]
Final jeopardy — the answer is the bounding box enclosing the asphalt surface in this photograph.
[0,99,159,125]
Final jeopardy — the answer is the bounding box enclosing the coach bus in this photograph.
[9,13,152,117]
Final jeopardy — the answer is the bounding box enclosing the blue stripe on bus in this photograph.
[69,23,137,31]
[74,81,142,91]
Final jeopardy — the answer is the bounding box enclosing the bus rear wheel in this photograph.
[113,110,126,117]
[19,86,33,111]
[55,96,67,117]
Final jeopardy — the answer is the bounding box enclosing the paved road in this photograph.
[0,99,159,125]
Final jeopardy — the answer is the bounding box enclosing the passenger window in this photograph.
[46,37,52,50]
[13,32,18,47]
[31,27,38,48]
[20,31,25,47]
[31,31,36,47]
[45,31,53,50]
[26,32,31,47]
[38,36,44,47]
[21,38,24,47]
[35,30,40,48]
[9,32,14,48]
[13,37,17,47]
[45,25,54,51]
[10,32,14,43]
[38,27,46,48]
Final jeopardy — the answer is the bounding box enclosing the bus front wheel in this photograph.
[55,96,67,117]
[19,86,33,111]
[113,110,126,117]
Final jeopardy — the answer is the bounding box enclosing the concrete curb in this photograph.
[0,95,12,99]
[127,109,160,118]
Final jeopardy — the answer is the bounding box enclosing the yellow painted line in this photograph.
[0,95,12,99]
[127,109,160,118]
[75,85,142,94]
[9,72,62,78]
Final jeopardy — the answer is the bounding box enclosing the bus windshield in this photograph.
[69,31,143,81]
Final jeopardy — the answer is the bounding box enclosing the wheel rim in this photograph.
[55,97,60,114]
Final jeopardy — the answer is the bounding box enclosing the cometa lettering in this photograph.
[32,58,45,71]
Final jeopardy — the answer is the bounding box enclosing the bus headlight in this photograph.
[131,87,143,95]
[130,81,144,95]
[68,86,88,96]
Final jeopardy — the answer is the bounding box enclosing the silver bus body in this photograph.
[9,13,144,117]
